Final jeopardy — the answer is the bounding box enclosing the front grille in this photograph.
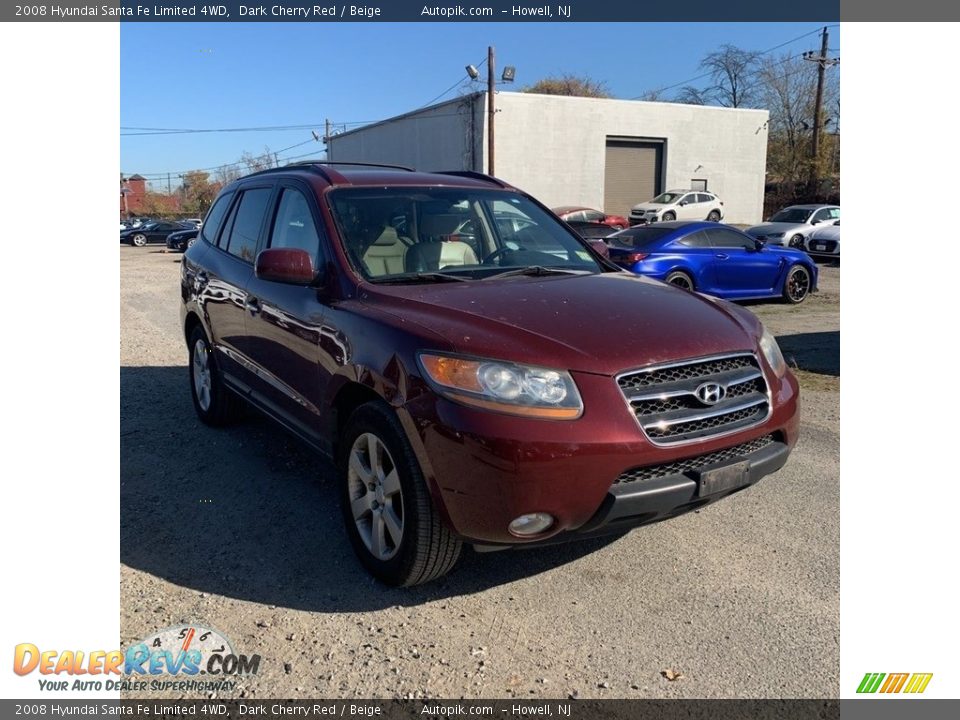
[810,240,838,253]
[615,434,776,485]
[617,353,771,445]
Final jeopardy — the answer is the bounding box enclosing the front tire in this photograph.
[340,402,462,586]
[132,233,147,247]
[662,211,676,222]
[665,270,694,291]
[788,233,804,248]
[783,265,812,304]
[188,325,244,425]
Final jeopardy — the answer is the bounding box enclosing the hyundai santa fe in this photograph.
[180,162,800,586]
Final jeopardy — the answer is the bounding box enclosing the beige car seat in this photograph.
[362,227,408,276]
[405,214,479,272]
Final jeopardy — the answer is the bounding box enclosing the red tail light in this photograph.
[626,252,648,263]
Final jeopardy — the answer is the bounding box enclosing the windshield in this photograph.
[328,188,603,283]
[649,192,684,204]
[770,208,814,223]
[607,226,675,248]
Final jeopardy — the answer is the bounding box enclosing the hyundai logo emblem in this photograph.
[695,382,726,405]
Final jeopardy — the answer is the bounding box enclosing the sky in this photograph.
[120,22,839,188]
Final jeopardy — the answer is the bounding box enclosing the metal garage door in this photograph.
[604,140,662,218]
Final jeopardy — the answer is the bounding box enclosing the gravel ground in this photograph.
[120,247,839,700]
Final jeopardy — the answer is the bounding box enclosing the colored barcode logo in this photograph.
[857,673,933,694]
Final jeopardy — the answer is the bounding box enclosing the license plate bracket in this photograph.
[697,460,750,497]
[816,244,827,251]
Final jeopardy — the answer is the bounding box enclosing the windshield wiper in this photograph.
[484,266,588,280]
[374,272,469,284]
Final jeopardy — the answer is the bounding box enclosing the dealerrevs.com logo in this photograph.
[856,673,933,694]
[13,624,261,693]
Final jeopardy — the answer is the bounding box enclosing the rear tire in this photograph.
[188,325,244,426]
[707,210,721,222]
[339,402,462,586]
[665,270,694,291]
[783,265,811,304]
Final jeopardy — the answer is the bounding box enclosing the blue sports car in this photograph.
[605,221,818,303]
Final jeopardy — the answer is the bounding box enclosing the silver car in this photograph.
[804,219,840,259]
[746,204,840,247]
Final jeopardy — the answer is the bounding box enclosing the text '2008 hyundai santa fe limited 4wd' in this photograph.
[180,163,800,586]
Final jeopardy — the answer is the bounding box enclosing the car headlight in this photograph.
[418,353,583,419]
[759,328,787,378]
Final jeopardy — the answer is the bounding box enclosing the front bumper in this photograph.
[402,368,800,546]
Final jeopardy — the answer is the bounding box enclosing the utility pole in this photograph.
[804,27,839,192]
[487,45,495,176]
[167,172,172,195]
[325,118,332,161]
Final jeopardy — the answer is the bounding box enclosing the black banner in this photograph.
[0,699,844,719]
[7,1,841,22]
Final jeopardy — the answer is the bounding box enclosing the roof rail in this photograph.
[286,160,416,172]
[434,170,508,188]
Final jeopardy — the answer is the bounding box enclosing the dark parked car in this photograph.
[553,206,629,230]
[606,221,818,304]
[121,221,191,247]
[181,163,800,586]
[166,227,200,252]
[565,221,619,241]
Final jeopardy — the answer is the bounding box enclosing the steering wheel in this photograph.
[480,246,520,265]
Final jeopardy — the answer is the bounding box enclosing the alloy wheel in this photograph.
[787,267,810,302]
[192,337,212,411]
[347,433,404,561]
[132,234,146,247]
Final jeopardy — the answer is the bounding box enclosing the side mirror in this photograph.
[255,247,316,285]
[753,239,765,252]
[678,201,688,206]
[811,219,821,225]
[833,220,840,226]
[588,239,610,258]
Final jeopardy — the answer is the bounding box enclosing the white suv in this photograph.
[629,190,724,226]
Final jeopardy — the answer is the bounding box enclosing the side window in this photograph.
[829,207,840,220]
[680,194,696,205]
[269,187,323,259]
[200,191,234,246]
[675,231,712,248]
[582,210,604,223]
[697,194,713,203]
[223,187,272,262]
[812,208,831,223]
[707,228,754,250]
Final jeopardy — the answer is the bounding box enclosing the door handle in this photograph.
[714,253,729,260]
[244,296,261,314]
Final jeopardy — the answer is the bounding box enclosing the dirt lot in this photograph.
[120,248,839,700]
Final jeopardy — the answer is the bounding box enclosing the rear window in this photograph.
[607,226,674,249]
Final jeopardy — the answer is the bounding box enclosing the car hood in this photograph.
[745,222,807,237]
[631,203,669,214]
[809,225,840,241]
[361,272,760,376]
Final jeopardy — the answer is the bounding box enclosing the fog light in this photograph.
[508,513,554,536]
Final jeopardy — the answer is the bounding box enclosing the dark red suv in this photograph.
[181,163,799,586]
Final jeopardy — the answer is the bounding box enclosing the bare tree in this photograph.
[214,165,242,185]
[699,44,761,108]
[757,53,839,200]
[241,146,277,172]
[636,88,668,102]
[675,86,708,105]
[522,74,611,98]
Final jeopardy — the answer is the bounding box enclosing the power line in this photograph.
[120,122,325,137]
[631,25,839,99]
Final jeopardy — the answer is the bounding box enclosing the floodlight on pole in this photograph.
[465,64,480,80]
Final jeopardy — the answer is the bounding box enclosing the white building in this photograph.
[327,92,769,225]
